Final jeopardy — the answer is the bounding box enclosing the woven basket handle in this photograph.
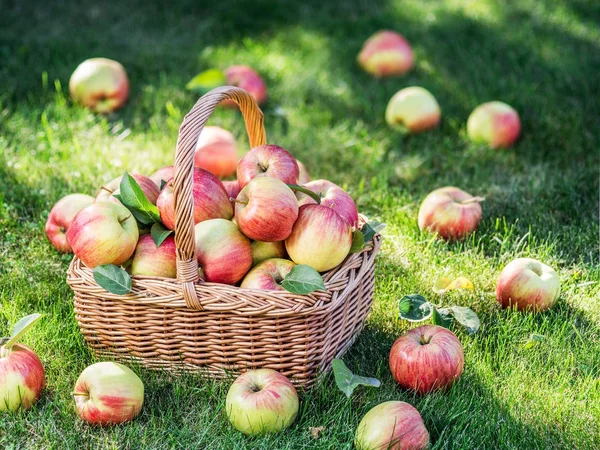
[172,86,267,310]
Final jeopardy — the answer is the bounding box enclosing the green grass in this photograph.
[1,0,599,448]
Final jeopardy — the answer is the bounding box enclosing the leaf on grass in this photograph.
[332,359,380,398]
[360,221,386,243]
[398,294,434,322]
[349,229,365,253]
[281,264,326,294]
[186,69,227,93]
[432,307,453,328]
[151,222,173,247]
[450,306,480,334]
[119,171,161,225]
[433,276,475,294]
[523,334,545,349]
[4,314,44,349]
[93,264,132,295]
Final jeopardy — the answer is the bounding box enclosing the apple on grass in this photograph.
[149,165,174,189]
[417,186,483,240]
[224,65,267,106]
[385,87,441,134]
[69,58,129,113]
[194,126,239,178]
[467,101,521,148]
[354,401,429,450]
[357,30,414,77]
[130,234,177,278]
[237,144,299,189]
[73,362,144,425]
[45,193,95,253]
[66,201,139,268]
[295,179,359,227]
[389,324,464,394]
[96,173,160,205]
[226,369,298,435]
[241,258,295,290]
[496,258,560,311]
[0,343,45,412]
[251,240,287,266]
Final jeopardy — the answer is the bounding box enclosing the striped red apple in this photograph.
[467,101,521,148]
[149,165,174,189]
[45,193,95,253]
[130,234,177,278]
[358,30,414,77]
[241,258,295,290]
[194,126,238,178]
[224,65,267,106]
[295,179,359,227]
[237,145,299,189]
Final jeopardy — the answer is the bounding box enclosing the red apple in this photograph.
[0,343,45,412]
[297,160,310,184]
[251,240,288,266]
[389,324,464,394]
[237,144,299,189]
[285,204,353,272]
[45,193,95,253]
[157,168,233,231]
[73,362,144,425]
[467,101,521,148]
[226,369,298,435]
[194,126,238,178]
[295,179,359,227]
[149,165,174,189]
[354,401,429,450]
[417,186,483,240]
[69,58,129,113]
[496,258,560,311]
[130,234,176,278]
[240,258,295,290]
[385,87,441,133]
[235,177,299,242]
[224,65,267,106]
[223,179,241,204]
[357,30,414,77]
[194,219,252,285]
[96,173,160,205]
[66,201,139,268]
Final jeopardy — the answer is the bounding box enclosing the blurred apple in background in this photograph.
[45,194,95,253]
[0,343,45,412]
[69,58,129,113]
[130,234,177,278]
[418,186,483,240]
[224,65,267,106]
[149,165,174,189]
[496,258,560,311]
[295,179,359,227]
[385,87,441,133]
[96,173,160,205]
[237,145,299,189]
[296,160,310,184]
[241,258,295,290]
[467,101,521,148]
[251,240,287,266]
[357,30,414,77]
[194,126,238,178]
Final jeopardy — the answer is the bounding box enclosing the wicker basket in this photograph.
[67,86,381,388]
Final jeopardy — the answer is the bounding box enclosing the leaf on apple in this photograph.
[93,264,132,295]
[360,220,385,243]
[433,276,475,294]
[119,171,161,225]
[331,358,380,398]
[398,294,434,322]
[281,264,326,294]
[450,306,480,335]
[523,333,545,349]
[4,313,45,350]
[349,229,365,254]
[160,179,167,191]
[432,307,453,328]
[151,222,173,247]
[186,69,227,93]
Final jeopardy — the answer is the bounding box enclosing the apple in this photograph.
[285,204,353,272]
[194,126,238,178]
[96,173,160,205]
[235,177,299,242]
[149,165,174,189]
[130,234,177,278]
[157,168,233,230]
[295,179,359,227]
[297,160,310,184]
[354,401,429,450]
[45,194,95,253]
[496,258,560,311]
[251,240,287,266]
[69,58,129,113]
[73,361,144,425]
[241,258,295,290]
[223,180,241,203]
[194,219,252,285]
[237,144,299,189]
[66,201,139,268]
[0,343,45,412]
[389,324,464,394]
[385,87,441,134]
[226,369,298,435]
[467,101,521,149]
[224,65,267,106]
[357,30,414,77]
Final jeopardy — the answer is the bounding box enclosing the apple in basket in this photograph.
[296,160,310,184]
[251,240,287,266]
[295,179,359,227]
[69,58,129,113]
[224,65,267,106]
[194,126,239,178]
[96,173,160,205]
[385,87,441,134]
[241,258,295,290]
[130,234,177,278]
[237,144,299,189]
[467,101,521,149]
[149,165,174,189]
[73,362,144,425]
[226,369,298,435]
[357,30,414,77]
[223,180,241,206]
[45,193,95,253]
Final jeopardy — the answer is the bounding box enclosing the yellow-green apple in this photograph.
[251,240,287,266]
[194,126,238,178]
[297,160,310,184]
[45,193,95,253]
[357,30,414,77]
[157,168,233,230]
[235,178,299,242]
[354,401,429,450]
[385,87,441,133]
[496,258,560,311]
[285,204,353,272]
[0,343,45,412]
[467,101,521,148]
[194,219,252,284]
[69,58,129,113]
[389,324,464,394]
[149,165,174,189]
[130,234,176,278]
[237,144,299,189]
[295,179,359,227]
[96,173,160,205]
[73,362,144,425]
[417,186,483,240]
[226,369,298,435]
[66,201,139,268]
[224,65,267,106]
[241,258,295,290]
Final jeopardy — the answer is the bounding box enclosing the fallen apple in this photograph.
[237,144,299,189]
[357,30,414,77]
[467,101,521,148]
[194,126,239,178]
[240,258,295,290]
[385,87,441,134]
[224,65,267,106]
[130,234,177,278]
[45,193,95,253]
[69,58,129,113]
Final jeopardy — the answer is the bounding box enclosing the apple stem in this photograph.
[99,186,113,195]
[231,198,248,205]
[257,162,267,172]
[419,334,432,345]
[119,214,132,225]
[287,184,322,204]
[460,196,485,205]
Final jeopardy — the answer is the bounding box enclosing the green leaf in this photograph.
[398,294,434,322]
[151,222,173,247]
[186,69,226,93]
[331,359,380,398]
[360,221,386,242]
[112,193,123,203]
[4,314,44,349]
[280,264,326,294]
[433,307,453,328]
[349,229,365,253]
[119,171,161,225]
[450,306,480,334]
[93,264,132,295]
[523,333,545,349]
[160,179,167,191]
